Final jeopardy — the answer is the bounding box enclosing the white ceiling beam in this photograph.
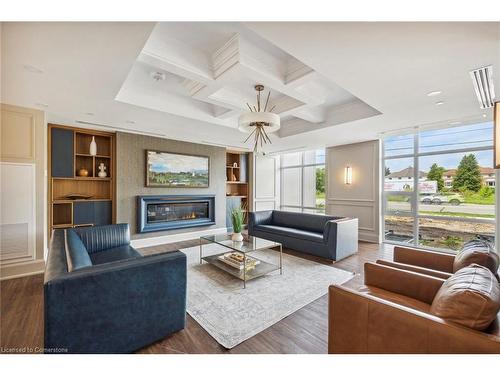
[138,51,213,85]
[290,106,326,123]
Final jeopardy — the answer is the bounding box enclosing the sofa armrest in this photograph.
[45,229,68,283]
[364,262,444,304]
[393,245,455,273]
[328,285,500,353]
[44,251,186,353]
[325,218,358,260]
[376,259,452,279]
[248,210,273,234]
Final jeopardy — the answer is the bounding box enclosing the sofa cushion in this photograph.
[65,229,93,272]
[430,264,500,331]
[453,240,499,277]
[89,245,142,265]
[255,224,324,243]
[271,210,341,233]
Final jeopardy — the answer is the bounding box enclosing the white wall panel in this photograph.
[326,140,381,243]
[0,163,36,263]
[253,154,279,211]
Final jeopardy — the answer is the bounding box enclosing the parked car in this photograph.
[420,194,463,205]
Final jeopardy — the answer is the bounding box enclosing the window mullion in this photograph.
[413,132,419,246]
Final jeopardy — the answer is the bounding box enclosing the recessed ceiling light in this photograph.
[23,64,44,74]
[151,72,166,82]
[35,102,49,108]
[483,114,488,118]
[126,120,136,124]
[427,91,442,97]
[435,101,444,106]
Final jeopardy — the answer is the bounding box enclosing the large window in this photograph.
[383,122,496,252]
[280,149,325,214]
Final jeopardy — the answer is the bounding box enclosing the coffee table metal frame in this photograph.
[199,234,283,288]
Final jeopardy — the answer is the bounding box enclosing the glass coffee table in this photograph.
[199,233,283,288]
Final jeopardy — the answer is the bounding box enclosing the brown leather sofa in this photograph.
[378,245,455,278]
[328,262,500,353]
[378,242,500,280]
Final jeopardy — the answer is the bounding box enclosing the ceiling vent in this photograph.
[469,65,495,109]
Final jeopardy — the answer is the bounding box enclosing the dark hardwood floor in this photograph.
[0,240,394,354]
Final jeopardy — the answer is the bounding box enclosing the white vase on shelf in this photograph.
[89,136,97,156]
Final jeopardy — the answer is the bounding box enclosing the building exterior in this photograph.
[443,167,495,188]
[385,166,427,182]
[385,166,496,191]
[385,167,434,192]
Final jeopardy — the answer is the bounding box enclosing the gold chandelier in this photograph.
[238,84,280,153]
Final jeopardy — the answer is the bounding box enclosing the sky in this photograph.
[148,151,208,173]
[384,122,494,173]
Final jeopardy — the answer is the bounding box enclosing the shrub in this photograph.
[479,185,494,198]
[443,236,463,250]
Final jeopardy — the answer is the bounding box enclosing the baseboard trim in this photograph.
[0,259,46,281]
[359,231,381,244]
[131,227,228,249]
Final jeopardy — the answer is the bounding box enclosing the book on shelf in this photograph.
[218,252,260,270]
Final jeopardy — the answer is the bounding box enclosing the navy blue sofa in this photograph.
[248,210,358,261]
[44,224,186,353]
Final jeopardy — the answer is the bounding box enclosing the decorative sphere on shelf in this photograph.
[78,168,89,177]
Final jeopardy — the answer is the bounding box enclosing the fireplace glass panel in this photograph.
[147,202,209,224]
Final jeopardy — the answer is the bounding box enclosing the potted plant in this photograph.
[231,206,245,242]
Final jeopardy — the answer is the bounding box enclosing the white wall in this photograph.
[326,140,381,243]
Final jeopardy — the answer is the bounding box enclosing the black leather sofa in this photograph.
[44,224,186,353]
[248,210,358,261]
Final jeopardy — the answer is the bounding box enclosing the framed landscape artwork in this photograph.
[146,150,209,187]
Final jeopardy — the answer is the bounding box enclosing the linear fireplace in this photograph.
[137,195,215,233]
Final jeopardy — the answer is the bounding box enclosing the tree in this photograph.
[385,166,391,176]
[316,167,325,194]
[427,163,445,191]
[452,154,482,192]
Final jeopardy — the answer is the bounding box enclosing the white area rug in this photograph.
[180,243,354,349]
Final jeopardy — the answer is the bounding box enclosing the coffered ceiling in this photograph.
[116,23,380,138]
[1,22,499,152]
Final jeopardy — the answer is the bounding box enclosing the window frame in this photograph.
[280,150,326,214]
[382,124,497,253]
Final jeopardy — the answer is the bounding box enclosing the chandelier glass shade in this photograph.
[238,84,280,153]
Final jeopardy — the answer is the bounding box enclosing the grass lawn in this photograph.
[463,194,495,205]
[385,192,494,205]
[387,195,409,202]
[419,210,495,219]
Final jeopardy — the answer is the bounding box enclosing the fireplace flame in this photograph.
[180,212,197,220]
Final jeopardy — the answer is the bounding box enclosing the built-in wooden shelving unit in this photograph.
[48,124,115,234]
[226,150,250,227]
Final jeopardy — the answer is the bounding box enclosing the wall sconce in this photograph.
[344,166,352,185]
[495,102,500,168]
